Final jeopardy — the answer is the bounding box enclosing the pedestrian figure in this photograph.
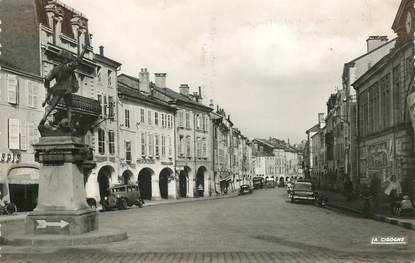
[384,175,402,214]
[197,184,204,197]
[343,176,353,201]
[369,174,381,211]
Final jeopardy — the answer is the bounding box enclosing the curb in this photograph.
[327,203,415,231]
[144,193,240,208]
[0,215,26,225]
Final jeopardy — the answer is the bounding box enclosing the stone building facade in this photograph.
[353,0,415,193]
[0,64,43,211]
[152,81,213,198]
[116,72,176,201]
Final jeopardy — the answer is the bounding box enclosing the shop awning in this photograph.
[8,165,39,185]
[0,174,6,184]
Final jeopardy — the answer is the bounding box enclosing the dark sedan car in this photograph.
[290,181,317,203]
[252,177,264,189]
[239,184,253,195]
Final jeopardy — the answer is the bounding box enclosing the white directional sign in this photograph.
[36,220,69,229]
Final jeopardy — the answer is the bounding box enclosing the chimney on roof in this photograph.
[366,36,388,53]
[139,68,150,94]
[197,86,203,104]
[179,84,189,96]
[154,73,166,89]
[99,46,104,56]
[209,99,214,109]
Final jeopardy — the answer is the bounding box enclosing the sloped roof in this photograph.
[152,85,212,112]
[118,75,175,111]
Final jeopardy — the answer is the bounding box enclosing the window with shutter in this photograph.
[108,130,115,155]
[162,136,166,157]
[7,74,18,104]
[98,128,105,155]
[168,136,172,157]
[20,119,27,151]
[28,80,33,107]
[8,118,20,149]
[141,132,146,156]
[33,83,39,108]
[103,96,108,117]
[140,109,145,123]
[108,96,114,119]
[125,141,132,163]
[28,122,37,151]
[97,95,103,116]
[155,134,159,156]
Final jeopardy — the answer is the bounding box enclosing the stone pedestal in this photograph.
[27,136,98,235]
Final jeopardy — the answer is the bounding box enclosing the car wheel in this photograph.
[137,200,143,208]
[117,199,128,210]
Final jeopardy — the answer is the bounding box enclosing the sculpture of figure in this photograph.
[39,46,87,129]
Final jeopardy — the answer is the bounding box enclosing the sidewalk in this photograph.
[0,192,239,225]
[324,191,415,231]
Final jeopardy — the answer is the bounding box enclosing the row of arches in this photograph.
[96,165,208,201]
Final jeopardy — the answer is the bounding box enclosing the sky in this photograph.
[65,0,400,144]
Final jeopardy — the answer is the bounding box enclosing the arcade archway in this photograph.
[122,170,133,185]
[138,168,154,200]
[98,165,115,202]
[159,168,173,199]
[179,166,191,198]
[196,166,207,197]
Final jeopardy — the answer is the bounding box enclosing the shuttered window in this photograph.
[98,128,105,155]
[8,118,20,149]
[141,132,146,156]
[7,74,18,104]
[125,141,132,163]
[20,120,27,151]
[108,130,115,155]
[168,136,172,157]
[28,81,39,108]
[161,136,166,157]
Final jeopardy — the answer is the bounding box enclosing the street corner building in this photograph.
[352,0,415,192]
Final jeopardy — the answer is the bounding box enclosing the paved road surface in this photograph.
[1,188,414,262]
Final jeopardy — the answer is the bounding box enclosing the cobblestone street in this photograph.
[2,188,414,262]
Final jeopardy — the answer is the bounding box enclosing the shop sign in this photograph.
[137,158,155,164]
[161,161,173,166]
[1,152,21,163]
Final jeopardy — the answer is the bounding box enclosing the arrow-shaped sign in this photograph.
[36,219,69,229]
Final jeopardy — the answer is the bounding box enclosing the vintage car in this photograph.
[252,177,265,189]
[239,184,253,195]
[102,184,144,211]
[265,178,275,188]
[290,180,317,203]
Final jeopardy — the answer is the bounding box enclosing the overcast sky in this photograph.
[65,0,400,144]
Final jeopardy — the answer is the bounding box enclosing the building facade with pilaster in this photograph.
[152,80,213,198]
[117,71,176,201]
[353,0,415,194]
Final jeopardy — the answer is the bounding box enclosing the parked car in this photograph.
[265,178,275,188]
[239,184,253,195]
[253,177,264,189]
[290,180,317,203]
[102,184,144,211]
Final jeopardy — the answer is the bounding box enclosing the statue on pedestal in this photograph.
[39,46,86,133]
